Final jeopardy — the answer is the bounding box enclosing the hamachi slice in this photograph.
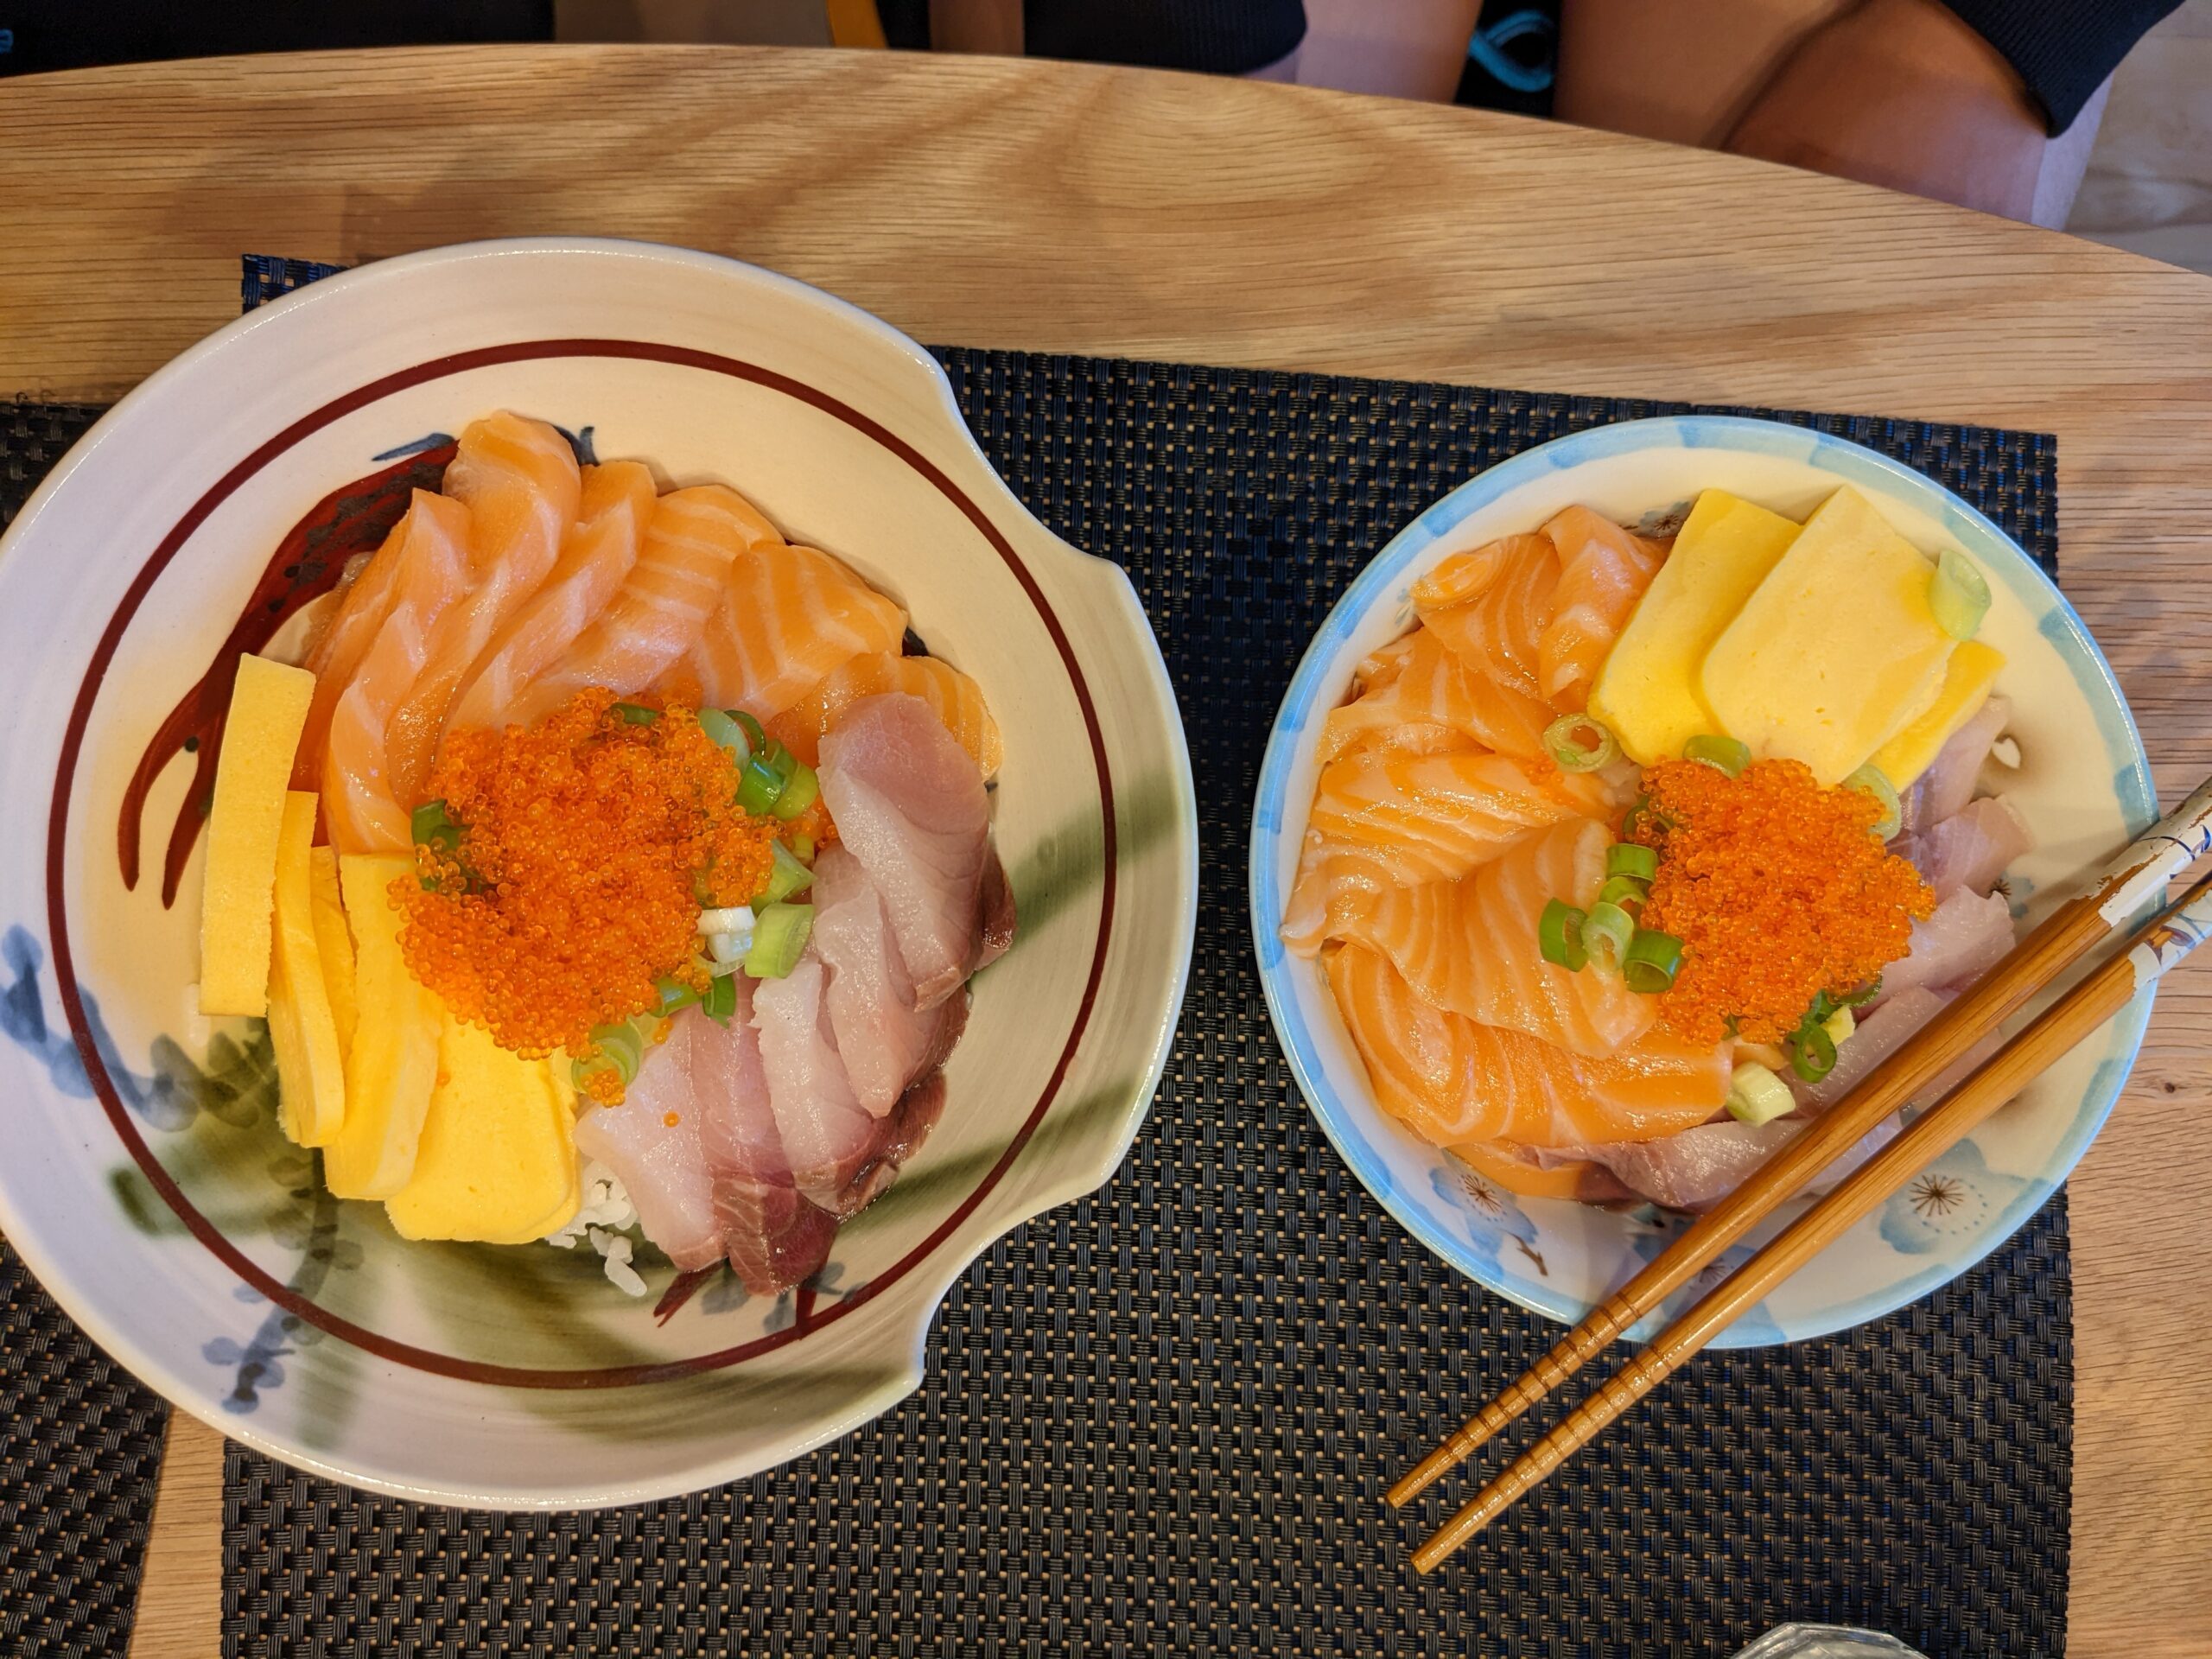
[1334,817,1659,1057]
[1880,887,2016,999]
[810,845,969,1116]
[1535,505,1668,714]
[292,516,407,791]
[1415,533,1556,702]
[829,1069,950,1220]
[682,539,907,720]
[446,461,656,734]
[687,990,840,1296]
[1303,747,1609,887]
[770,652,1004,779]
[383,413,582,811]
[1893,795,2034,901]
[1897,696,2012,835]
[572,1017,723,1272]
[485,484,767,732]
[751,959,884,1204]
[818,693,993,1010]
[321,490,474,855]
[1325,944,1729,1149]
[1318,627,1552,765]
[1542,1115,1899,1213]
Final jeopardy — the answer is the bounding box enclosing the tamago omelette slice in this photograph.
[1587,488,1801,765]
[199,653,315,1016]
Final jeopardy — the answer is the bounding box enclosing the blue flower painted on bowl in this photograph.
[1427,1162,1544,1280]
[1878,1141,2027,1256]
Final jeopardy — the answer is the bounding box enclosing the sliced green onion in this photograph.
[1605,843,1658,881]
[1598,874,1648,912]
[759,841,815,906]
[1543,713,1618,773]
[652,976,698,1017]
[1787,1022,1838,1083]
[1584,901,1636,973]
[732,710,768,753]
[586,1021,643,1086]
[697,707,751,762]
[696,905,754,938]
[1820,1005,1857,1048]
[411,798,461,849]
[1726,1061,1796,1126]
[707,929,752,966]
[1622,928,1684,995]
[737,753,788,816]
[1929,548,1990,640]
[772,760,820,821]
[1842,763,1902,840]
[702,971,737,1024]
[1538,899,1588,972]
[612,701,660,725]
[790,830,817,862]
[744,902,814,979]
[1683,734,1751,778]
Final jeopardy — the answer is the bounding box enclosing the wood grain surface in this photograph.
[0,43,2200,1659]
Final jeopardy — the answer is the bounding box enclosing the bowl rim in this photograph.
[1248,412,2155,1344]
[0,237,1199,1503]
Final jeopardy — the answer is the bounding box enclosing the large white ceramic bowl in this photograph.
[0,239,1198,1505]
[1251,416,2154,1345]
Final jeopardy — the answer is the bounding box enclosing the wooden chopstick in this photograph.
[1389,776,2212,1511]
[1409,863,2212,1572]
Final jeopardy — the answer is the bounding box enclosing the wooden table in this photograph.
[3,43,2205,1657]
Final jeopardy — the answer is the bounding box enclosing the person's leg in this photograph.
[1556,0,1853,147]
[1557,0,2101,226]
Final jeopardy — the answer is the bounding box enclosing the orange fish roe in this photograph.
[394,687,779,1067]
[1629,757,1935,1046]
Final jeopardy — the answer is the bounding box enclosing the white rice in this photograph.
[544,1160,650,1296]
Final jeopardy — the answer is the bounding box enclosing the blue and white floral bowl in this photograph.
[1250,416,2155,1345]
[0,240,1197,1505]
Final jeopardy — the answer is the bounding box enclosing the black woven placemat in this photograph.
[5,261,2069,1655]
[2,398,172,1659]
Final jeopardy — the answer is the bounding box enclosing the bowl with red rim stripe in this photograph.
[0,239,1197,1507]
[1249,416,2155,1344]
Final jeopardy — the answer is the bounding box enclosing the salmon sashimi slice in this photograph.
[486,484,770,732]
[1304,746,1610,885]
[1535,505,1667,713]
[769,652,1003,779]
[321,491,474,855]
[382,413,582,810]
[684,540,908,721]
[1415,534,1557,702]
[1353,633,1418,691]
[1319,626,1554,765]
[1325,944,1729,1149]
[1410,540,1515,609]
[1334,817,1658,1056]
[291,517,408,792]
[446,461,657,734]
